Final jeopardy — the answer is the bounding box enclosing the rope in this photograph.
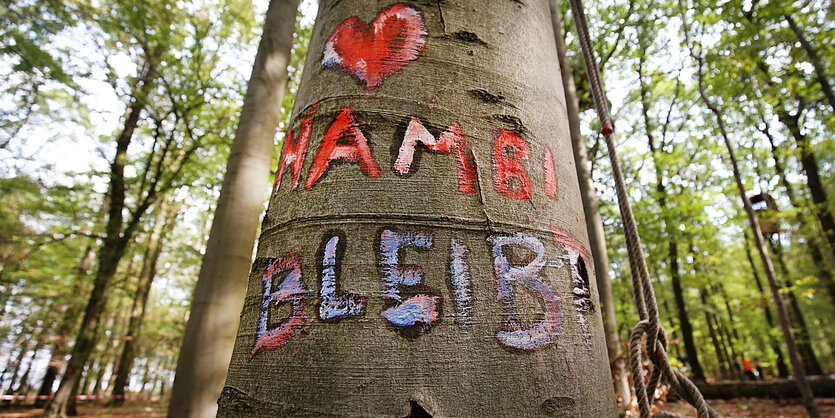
[563,0,717,416]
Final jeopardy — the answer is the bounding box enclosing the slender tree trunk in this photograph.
[91,360,107,396]
[714,314,737,378]
[701,292,728,378]
[140,359,152,394]
[218,1,618,415]
[36,241,99,407]
[638,61,705,382]
[548,0,630,408]
[111,198,178,404]
[168,1,301,416]
[680,2,819,414]
[2,340,31,403]
[767,237,823,375]
[46,63,157,417]
[784,14,835,112]
[762,127,835,307]
[775,108,835,262]
[13,346,38,395]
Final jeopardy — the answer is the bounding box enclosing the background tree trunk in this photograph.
[217,1,617,415]
[46,63,156,417]
[680,2,819,414]
[743,233,789,378]
[111,197,179,403]
[168,1,301,416]
[784,14,835,112]
[767,237,823,375]
[548,0,631,408]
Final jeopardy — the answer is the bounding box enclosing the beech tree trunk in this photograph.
[762,126,835,307]
[680,2,819,414]
[702,291,729,379]
[784,14,835,112]
[217,1,617,416]
[767,237,823,375]
[46,62,156,417]
[743,233,789,378]
[775,108,835,263]
[548,0,630,408]
[638,60,705,382]
[168,1,301,416]
[111,197,178,403]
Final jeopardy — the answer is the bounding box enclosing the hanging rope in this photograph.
[563,0,717,416]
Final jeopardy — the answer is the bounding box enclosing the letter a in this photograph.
[274,104,317,191]
[305,107,381,190]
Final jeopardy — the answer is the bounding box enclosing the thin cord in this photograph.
[563,0,717,416]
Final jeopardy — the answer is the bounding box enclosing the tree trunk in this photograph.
[36,244,99,406]
[46,63,156,417]
[548,0,630,409]
[217,1,618,416]
[762,126,835,307]
[775,108,835,263]
[767,237,823,375]
[168,1,301,417]
[2,340,31,403]
[701,291,729,379]
[639,61,705,382]
[679,2,819,414]
[111,198,178,403]
[784,14,835,112]
[13,346,39,396]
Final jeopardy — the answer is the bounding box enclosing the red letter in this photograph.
[543,145,557,199]
[305,107,381,190]
[394,117,476,194]
[274,104,316,192]
[493,130,532,200]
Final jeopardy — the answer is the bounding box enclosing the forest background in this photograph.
[0,0,833,411]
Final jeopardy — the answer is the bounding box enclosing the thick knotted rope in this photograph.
[564,0,717,416]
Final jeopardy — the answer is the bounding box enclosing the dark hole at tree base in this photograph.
[405,400,432,418]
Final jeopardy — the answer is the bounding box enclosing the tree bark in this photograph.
[46,62,156,417]
[2,339,31,403]
[679,2,819,414]
[744,232,789,378]
[775,108,835,263]
[217,1,618,415]
[638,59,705,382]
[35,237,101,407]
[701,291,729,379]
[548,0,630,409]
[784,14,835,113]
[168,1,301,417]
[762,126,835,307]
[13,346,39,396]
[111,197,178,403]
[766,237,823,375]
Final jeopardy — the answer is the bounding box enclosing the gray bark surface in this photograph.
[548,0,630,408]
[167,1,300,417]
[218,1,617,416]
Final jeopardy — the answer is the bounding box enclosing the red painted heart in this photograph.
[323,4,426,90]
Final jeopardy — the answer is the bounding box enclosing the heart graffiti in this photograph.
[323,4,427,90]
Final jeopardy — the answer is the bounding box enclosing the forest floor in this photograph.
[657,396,835,417]
[1,398,834,417]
